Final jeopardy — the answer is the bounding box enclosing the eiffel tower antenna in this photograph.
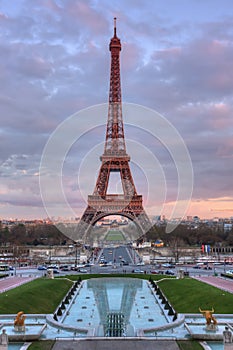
[77,18,151,241]
[114,17,117,36]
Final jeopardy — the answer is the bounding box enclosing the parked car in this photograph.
[162,263,175,268]
[47,265,59,270]
[84,263,93,267]
[133,269,144,273]
[60,265,71,271]
[37,265,47,270]
[193,265,202,269]
[150,270,159,274]
[99,262,108,267]
[165,270,175,275]
[78,268,88,273]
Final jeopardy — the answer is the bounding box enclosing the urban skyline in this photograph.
[0,0,233,221]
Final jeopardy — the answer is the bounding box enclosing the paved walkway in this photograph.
[193,275,233,293]
[52,339,180,350]
[0,276,36,293]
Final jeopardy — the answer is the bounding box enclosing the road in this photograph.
[8,262,232,278]
[1,245,232,279]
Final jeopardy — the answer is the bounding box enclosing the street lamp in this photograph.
[13,246,18,276]
[74,243,78,270]
[49,246,52,265]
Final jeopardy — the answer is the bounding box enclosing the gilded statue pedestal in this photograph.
[14,325,26,332]
[205,324,218,332]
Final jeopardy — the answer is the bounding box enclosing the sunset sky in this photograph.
[0,0,233,221]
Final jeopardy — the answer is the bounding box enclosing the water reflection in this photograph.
[87,278,142,326]
[63,277,169,336]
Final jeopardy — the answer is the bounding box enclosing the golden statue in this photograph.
[199,307,217,326]
[14,311,26,331]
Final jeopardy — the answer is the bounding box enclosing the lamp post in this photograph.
[75,243,78,270]
[49,246,52,265]
[13,246,18,276]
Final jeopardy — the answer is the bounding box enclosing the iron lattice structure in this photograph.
[79,19,151,239]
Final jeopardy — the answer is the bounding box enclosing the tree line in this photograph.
[0,221,232,248]
[0,223,69,246]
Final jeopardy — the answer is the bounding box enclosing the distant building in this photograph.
[224,224,232,232]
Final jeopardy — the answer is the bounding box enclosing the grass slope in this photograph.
[177,340,204,350]
[0,278,73,314]
[158,278,233,313]
[28,340,55,350]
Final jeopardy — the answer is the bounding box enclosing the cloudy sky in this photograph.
[0,0,233,221]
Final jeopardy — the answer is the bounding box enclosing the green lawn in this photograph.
[177,340,204,350]
[28,340,55,350]
[104,229,125,241]
[158,277,233,314]
[0,278,73,314]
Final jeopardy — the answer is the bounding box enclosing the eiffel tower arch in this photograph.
[77,18,151,242]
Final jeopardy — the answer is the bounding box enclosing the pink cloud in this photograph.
[40,0,61,13]
[153,46,181,60]
[207,103,232,129]
[66,1,108,35]
[122,42,141,72]
[216,139,233,158]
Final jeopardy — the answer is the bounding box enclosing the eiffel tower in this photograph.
[78,18,151,241]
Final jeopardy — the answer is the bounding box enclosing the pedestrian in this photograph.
[223,326,233,349]
[0,329,8,349]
